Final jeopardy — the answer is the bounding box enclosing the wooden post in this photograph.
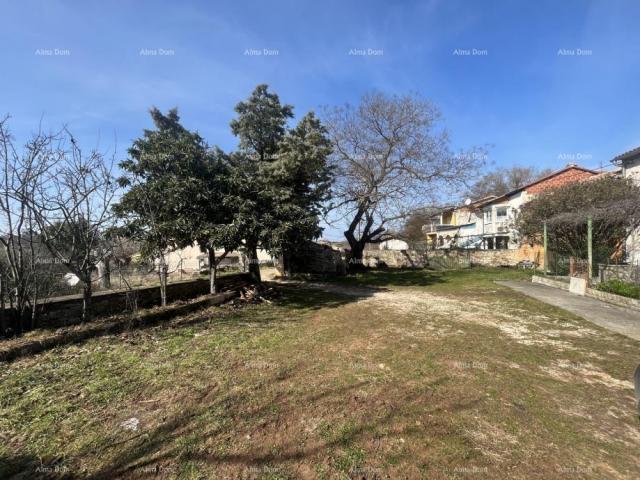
[543,222,548,274]
[587,217,593,282]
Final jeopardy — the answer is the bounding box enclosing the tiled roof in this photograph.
[612,146,640,164]
[471,164,598,207]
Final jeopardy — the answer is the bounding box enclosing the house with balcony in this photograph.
[423,164,599,251]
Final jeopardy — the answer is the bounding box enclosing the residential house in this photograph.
[164,243,271,275]
[377,239,410,251]
[612,146,640,263]
[424,164,599,253]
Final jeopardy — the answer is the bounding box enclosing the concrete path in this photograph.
[497,281,640,341]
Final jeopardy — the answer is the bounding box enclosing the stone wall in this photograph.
[468,249,521,267]
[598,264,640,284]
[362,248,526,269]
[2,273,251,332]
[363,249,428,268]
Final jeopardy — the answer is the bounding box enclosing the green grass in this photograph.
[1,267,638,479]
[322,266,534,289]
[596,279,640,299]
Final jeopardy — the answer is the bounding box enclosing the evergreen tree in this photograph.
[115,108,210,305]
[228,85,294,281]
[228,86,333,279]
[263,112,333,273]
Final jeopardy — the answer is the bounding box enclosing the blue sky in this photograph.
[1,0,639,239]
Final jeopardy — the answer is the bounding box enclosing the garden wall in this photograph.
[2,273,251,332]
[362,248,525,269]
[363,250,428,268]
[598,264,640,284]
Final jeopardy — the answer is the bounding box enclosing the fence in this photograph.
[541,216,640,284]
[45,265,205,297]
[0,262,233,322]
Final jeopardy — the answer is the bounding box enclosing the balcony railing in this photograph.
[423,223,459,233]
[483,220,509,235]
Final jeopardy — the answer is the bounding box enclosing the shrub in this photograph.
[596,279,640,300]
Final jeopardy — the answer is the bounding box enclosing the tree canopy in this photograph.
[114,107,213,304]
[517,175,640,260]
[227,85,333,279]
[324,91,484,263]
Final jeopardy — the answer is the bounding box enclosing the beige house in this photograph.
[164,243,273,275]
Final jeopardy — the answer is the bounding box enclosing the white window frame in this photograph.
[496,206,508,222]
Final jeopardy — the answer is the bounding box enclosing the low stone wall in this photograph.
[2,273,251,332]
[0,290,238,362]
[532,275,640,311]
[362,248,527,269]
[532,275,570,290]
[469,249,520,267]
[598,264,640,284]
[363,250,427,268]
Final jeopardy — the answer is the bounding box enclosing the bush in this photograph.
[596,279,640,300]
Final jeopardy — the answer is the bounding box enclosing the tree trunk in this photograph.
[246,242,261,282]
[98,257,111,289]
[0,274,5,337]
[82,279,92,323]
[158,260,168,307]
[347,240,366,271]
[208,248,217,294]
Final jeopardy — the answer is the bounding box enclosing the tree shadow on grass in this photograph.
[322,268,450,288]
[0,283,369,363]
[80,375,485,479]
[272,283,388,312]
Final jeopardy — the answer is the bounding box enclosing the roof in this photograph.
[471,164,599,207]
[612,146,640,165]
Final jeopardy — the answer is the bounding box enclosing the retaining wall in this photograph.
[362,248,528,269]
[598,264,640,284]
[2,273,251,332]
[532,275,640,311]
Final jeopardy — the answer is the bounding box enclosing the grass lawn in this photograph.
[1,267,639,479]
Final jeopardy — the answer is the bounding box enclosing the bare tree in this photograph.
[465,166,554,200]
[324,92,484,264]
[28,130,119,322]
[0,116,57,334]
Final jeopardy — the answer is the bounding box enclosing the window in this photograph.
[496,207,508,221]
[484,209,492,224]
[496,236,509,250]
